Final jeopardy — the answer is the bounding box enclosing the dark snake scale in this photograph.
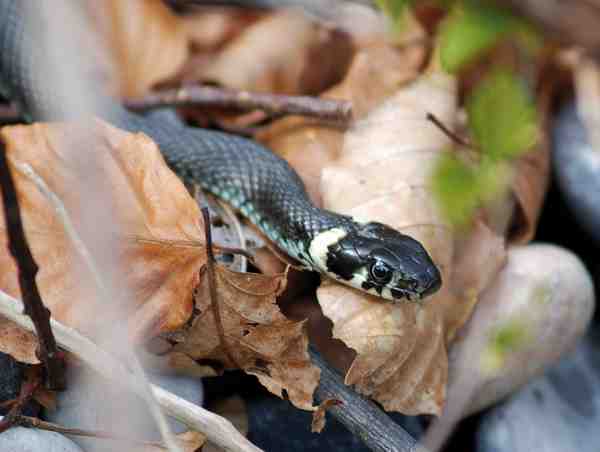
[0,0,441,302]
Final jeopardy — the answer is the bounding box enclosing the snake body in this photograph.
[0,0,441,301]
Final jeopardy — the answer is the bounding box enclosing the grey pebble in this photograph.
[552,103,600,243]
[0,416,84,452]
[477,333,600,452]
[46,366,204,451]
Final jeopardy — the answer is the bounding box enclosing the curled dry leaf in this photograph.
[0,120,205,361]
[168,265,320,411]
[507,121,551,245]
[201,10,354,96]
[317,70,459,415]
[446,219,507,342]
[181,8,262,53]
[92,0,189,97]
[257,18,427,205]
[311,398,343,433]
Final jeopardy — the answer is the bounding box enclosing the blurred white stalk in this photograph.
[0,288,262,452]
[18,1,178,449]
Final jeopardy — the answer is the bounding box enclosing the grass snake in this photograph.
[0,0,441,302]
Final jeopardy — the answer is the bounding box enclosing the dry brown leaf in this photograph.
[0,120,205,362]
[311,398,342,433]
[507,129,551,245]
[92,0,189,97]
[182,9,262,53]
[142,430,206,452]
[317,70,458,415]
[257,21,427,205]
[446,219,507,341]
[169,265,320,411]
[33,386,57,411]
[201,10,353,95]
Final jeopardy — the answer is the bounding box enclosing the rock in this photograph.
[476,332,600,452]
[0,416,83,452]
[448,244,594,415]
[552,103,600,244]
[46,366,204,451]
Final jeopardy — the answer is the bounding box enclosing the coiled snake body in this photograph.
[0,0,441,302]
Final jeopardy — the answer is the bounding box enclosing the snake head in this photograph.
[310,222,442,302]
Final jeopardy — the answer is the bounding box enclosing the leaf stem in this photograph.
[426,112,473,149]
[201,206,240,369]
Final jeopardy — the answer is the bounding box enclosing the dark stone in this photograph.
[0,351,22,416]
[552,103,600,244]
[247,392,425,452]
[0,352,37,417]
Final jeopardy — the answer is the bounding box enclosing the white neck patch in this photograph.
[307,228,347,272]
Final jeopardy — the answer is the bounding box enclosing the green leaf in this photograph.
[439,1,515,73]
[467,68,538,160]
[431,153,508,226]
[375,0,414,34]
[431,153,481,226]
[375,0,411,21]
[481,317,530,374]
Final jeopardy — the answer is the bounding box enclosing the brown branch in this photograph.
[126,85,353,123]
[0,139,65,390]
[310,347,423,452]
[2,85,354,126]
[15,416,166,448]
[201,205,240,369]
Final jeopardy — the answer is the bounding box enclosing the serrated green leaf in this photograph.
[467,68,538,160]
[439,1,515,73]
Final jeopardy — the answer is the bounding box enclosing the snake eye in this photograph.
[369,261,392,284]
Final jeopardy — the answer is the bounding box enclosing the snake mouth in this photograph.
[390,287,421,302]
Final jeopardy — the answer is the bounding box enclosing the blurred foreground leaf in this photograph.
[432,153,508,226]
[375,0,412,20]
[432,153,481,226]
[481,317,530,375]
[439,1,514,73]
[467,68,538,160]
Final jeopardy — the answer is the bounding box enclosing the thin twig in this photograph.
[126,85,353,123]
[10,160,182,452]
[0,289,263,452]
[201,206,240,368]
[0,139,65,390]
[0,369,41,434]
[130,237,255,263]
[16,415,167,448]
[426,113,473,149]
